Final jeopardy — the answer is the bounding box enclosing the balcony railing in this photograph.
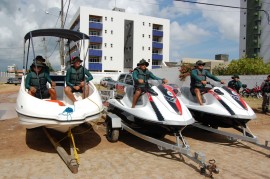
[152,53,163,60]
[89,63,102,71]
[152,65,162,69]
[89,22,103,30]
[152,29,163,37]
[152,42,163,49]
[89,49,102,57]
[89,36,102,43]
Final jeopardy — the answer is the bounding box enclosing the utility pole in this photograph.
[60,0,65,72]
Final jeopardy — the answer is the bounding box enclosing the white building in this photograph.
[68,7,170,72]
[239,0,270,64]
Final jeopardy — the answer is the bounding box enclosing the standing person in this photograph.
[228,74,242,93]
[260,75,270,114]
[190,60,225,105]
[132,59,168,108]
[25,60,56,99]
[64,56,93,103]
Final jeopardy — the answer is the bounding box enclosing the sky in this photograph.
[0,0,240,71]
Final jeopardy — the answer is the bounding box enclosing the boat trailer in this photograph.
[105,112,219,177]
[42,127,79,173]
[192,122,270,152]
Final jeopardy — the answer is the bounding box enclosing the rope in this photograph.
[68,128,80,164]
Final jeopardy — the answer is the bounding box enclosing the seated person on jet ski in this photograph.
[25,60,56,100]
[260,74,270,113]
[228,74,242,93]
[64,56,93,103]
[132,59,168,108]
[190,60,225,106]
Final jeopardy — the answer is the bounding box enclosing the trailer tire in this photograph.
[106,118,119,142]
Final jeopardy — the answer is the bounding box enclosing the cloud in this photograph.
[0,0,241,71]
[170,21,210,60]
[195,0,240,41]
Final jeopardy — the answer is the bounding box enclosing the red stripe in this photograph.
[164,85,182,114]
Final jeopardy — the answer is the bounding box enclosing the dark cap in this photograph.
[194,60,205,67]
[35,55,45,62]
[71,56,83,64]
[31,60,44,68]
[232,74,240,79]
[137,59,149,67]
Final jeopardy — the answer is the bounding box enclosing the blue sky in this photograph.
[0,0,240,71]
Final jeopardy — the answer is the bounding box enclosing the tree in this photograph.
[179,63,194,81]
[212,57,270,75]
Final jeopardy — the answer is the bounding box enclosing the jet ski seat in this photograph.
[121,86,144,107]
[181,87,206,103]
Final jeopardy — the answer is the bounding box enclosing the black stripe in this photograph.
[149,100,164,121]
[218,99,235,115]
[222,86,246,110]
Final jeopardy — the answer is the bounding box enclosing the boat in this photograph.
[180,82,256,136]
[16,29,104,133]
[107,81,194,137]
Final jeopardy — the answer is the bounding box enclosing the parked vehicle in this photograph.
[240,84,251,97]
[7,77,21,85]
[114,73,134,98]
[100,77,117,89]
[250,83,262,98]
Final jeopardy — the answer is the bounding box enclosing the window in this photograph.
[148,47,150,50]
[104,43,107,47]
[105,30,107,33]
[105,17,107,21]
[142,34,144,37]
[111,17,113,22]
[149,23,151,27]
[142,46,144,50]
[118,74,125,83]
[143,22,145,26]
[111,44,113,48]
[149,35,151,38]
[111,30,113,34]
[110,56,113,60]
[104,56,107,60]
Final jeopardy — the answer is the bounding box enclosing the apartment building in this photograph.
[239,0,270,63]
[68,6,170,72]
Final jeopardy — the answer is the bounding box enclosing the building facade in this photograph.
[68,7,170,72]
[239,0,270,64]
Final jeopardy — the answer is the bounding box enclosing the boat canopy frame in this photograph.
[23,28,89,73]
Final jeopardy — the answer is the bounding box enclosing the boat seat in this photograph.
[181,87,206,103]
[121,86,144,107]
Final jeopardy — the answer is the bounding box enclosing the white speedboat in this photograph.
[16,29,104,133]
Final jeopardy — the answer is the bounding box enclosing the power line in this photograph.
[174,0,270,24]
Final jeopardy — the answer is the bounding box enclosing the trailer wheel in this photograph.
[106,118,119,142]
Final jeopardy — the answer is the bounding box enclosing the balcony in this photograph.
[152,53,163,61]
[152,30,163,37]
[89,36,102,43]
[89,63,102,71]
[89,49,102,57]
[152,65,162,69]
[152,42,163,49]
[89,22,103,30]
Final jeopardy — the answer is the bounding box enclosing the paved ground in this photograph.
[0,84,270,179]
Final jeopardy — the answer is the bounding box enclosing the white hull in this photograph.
[108,85,194,128]
[16,76,104,133]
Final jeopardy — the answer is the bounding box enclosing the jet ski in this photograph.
[107,82,194,137]
[180,82,256,129]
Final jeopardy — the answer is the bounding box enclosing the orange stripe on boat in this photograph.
[46,100,65,106]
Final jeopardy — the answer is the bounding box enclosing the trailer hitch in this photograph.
[201,159,219,178]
